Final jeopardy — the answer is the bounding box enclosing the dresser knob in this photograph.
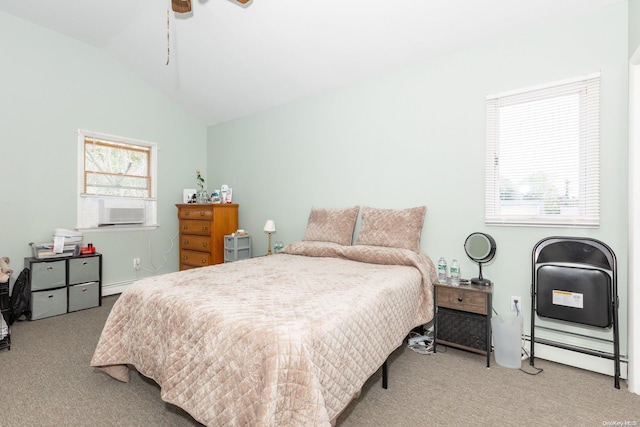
[202,242,208,247]
[201,226,208,231]
[185,211,190,216]
[183,225,188,229]
[458,297,463,302]
[199,211,206,216]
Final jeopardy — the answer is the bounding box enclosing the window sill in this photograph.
[77,224,159,233]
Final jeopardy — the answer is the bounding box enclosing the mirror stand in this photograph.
[471,262,492,286]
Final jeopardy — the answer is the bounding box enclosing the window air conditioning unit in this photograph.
[98,199,146,226]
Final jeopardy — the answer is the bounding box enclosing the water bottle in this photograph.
[450,259,460,287]
[437,257,447,284]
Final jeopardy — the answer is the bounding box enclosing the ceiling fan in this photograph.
[171,0,250,13]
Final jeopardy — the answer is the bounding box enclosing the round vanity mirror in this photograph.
[464,232,496,286]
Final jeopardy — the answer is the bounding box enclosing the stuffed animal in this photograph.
[0,257,13,283]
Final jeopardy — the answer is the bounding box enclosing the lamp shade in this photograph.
[263,220,276,233]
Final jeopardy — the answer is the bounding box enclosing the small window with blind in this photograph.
[485,73,600,227]
[77,130,158,230]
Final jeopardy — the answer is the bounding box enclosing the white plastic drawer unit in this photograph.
[30,260,66,291]
[68,256,100,285]
[224,235,252,262]
[31,287,67,320]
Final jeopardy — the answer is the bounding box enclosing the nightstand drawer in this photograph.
[437,286,488,315]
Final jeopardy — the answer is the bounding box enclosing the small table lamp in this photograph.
[264,220,276,255]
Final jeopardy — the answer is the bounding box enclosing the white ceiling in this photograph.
[0,0,623,126]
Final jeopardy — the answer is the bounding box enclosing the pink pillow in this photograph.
[303,206,360,246]
[355,206,427,252]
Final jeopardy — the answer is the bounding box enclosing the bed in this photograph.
[91,206,435,426]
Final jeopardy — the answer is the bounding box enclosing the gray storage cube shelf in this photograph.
[224,235,252,262]
[25,253,102,320]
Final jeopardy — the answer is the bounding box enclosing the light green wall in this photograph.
[208,4,629,352]
[0,12,207,287]
[630,0,640,55]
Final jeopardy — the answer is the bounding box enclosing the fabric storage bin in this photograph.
[29,260,66,291]
[69,282,100,312]
[68,256,100,285]
[437,307,488,352]
[31,287,67,320]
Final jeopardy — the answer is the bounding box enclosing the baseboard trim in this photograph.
[102,281,132,297]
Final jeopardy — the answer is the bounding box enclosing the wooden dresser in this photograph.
[176,204,239,270]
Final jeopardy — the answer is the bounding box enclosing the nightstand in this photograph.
[434,282,493,367]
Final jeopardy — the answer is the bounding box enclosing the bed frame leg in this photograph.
[382,360,388,389]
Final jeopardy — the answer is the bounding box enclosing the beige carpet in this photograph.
[0,295,638,426]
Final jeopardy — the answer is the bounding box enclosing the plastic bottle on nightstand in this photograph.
[437,257,448,284]
[450,259,460,287]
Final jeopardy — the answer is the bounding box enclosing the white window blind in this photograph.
[485,73,600,227]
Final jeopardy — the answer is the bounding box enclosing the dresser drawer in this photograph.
[30,260,66,291]
[437,286,488,315]
[181,235,213,252]
[179,206,213,220]
[180,220,211,236]
[180,250,211,267]
[68,256,100,285]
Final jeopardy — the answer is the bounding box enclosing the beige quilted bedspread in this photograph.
[91,242,435,426]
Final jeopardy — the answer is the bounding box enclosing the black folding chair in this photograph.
[530,236,620,389]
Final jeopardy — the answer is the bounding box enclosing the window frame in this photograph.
[77,129,158,231]
[485,72,601,228]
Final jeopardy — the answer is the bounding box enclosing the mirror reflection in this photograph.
[464,232,496,285]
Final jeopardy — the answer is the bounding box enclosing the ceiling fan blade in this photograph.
[171,0,192,13]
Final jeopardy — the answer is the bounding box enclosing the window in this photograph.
[77,130,158,229]
[485,73,600,227]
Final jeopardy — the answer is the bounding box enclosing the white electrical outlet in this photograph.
[133,258,140,271]
[510,296,522,312]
